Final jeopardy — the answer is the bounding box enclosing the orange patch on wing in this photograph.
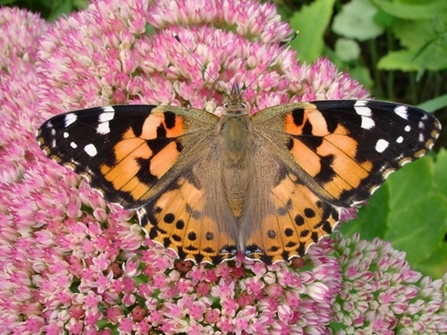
[285,109,330,136]
[99,127,155,200]
[284,111,305,135]
[141,111,186,139]
[165,116,185,138]
[289,138,322,177]
[152,177,204,243]
[317,134,373,196]
[113,128,153,162]
[141,112,166,139]
[149,141,180,178]
[99,157,148,200]
[289,117,374,199]
[305,110,331,136]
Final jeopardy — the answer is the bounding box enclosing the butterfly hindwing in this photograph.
[36,105,218,208]
[241,141,340,264]
[137,144,239,264]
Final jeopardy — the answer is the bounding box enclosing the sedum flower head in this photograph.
[2,0,444,334]
[332,233,447,334]
[0,7,47,184]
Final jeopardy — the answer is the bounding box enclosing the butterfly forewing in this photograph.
[252,100,441,208]
[36,105,218,208]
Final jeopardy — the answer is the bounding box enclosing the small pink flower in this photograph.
[189,302,206,320]
[237,292,254,307]
[205,309,220,324]
[307,282,331,303]
[131,305,146,322]
[106,306,122,323]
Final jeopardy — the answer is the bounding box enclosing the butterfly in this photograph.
[36,83,441,265]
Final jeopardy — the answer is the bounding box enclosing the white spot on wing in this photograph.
[84,143,98,157]
[383,168,395,179]
[97,122,110,135]
[399,157,412,166]
[394,106,408,120]
[375,139,389,153]
[64,113,77,127]
[70,142,77,149]
[396,136,403,143]
[99,111,115,122]
[96,109,115,134]
[418,121,425,129]
[354,100,375,129]
[102,106,115,112]
[63,132,69,138]
[354,101,375,130]
[369,184,380,195]
[404,125,411,132]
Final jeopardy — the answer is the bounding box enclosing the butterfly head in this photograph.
[222,83,248,116]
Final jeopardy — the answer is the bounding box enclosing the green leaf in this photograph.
[394,18,447,53]
[378,47,447,71]
[332,0,384,41]
[374,8,395,28]
[339,182,390,241]
[47,1,73,21]
[73,0,88,8]
[289,0,335,63]
[416,244,447,279]
[378,50,422,71]
[387,156,435,208]
[417,94,447,113]
[334,38,361,62]
[378,17,447,71]
[145,24,156,35]
[434,149,447,199]
[384,156,447,268]
[371,0,447,20]
[386,194,447,266]
[343,153,447,277]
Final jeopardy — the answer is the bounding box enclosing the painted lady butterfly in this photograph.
[36,83,441,265]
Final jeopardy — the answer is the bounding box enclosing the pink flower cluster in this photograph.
[333,234,447,334]
[0,0,445,334]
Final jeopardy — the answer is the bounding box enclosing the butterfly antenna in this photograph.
[174,33,228,95]
[239,31,298,99]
